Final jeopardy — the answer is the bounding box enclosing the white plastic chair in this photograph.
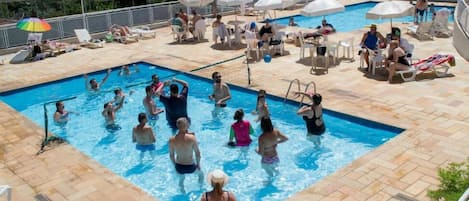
[0,185,11,201]
[171,25,186,43]
[194,19,206,40]
[298,32,315,59]
[312,41,338,73]
[337,37,354,61]
[269,31,285,56]
[367,48,385,75]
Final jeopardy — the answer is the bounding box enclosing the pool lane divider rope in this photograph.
[125,54,247,89]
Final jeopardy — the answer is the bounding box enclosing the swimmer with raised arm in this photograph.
[84,69,111,91]
[102,101,123,126]
[143,86,164,119]
[119,64,139,76]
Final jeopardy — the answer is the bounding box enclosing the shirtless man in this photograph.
[169,117,203,192]
[133,113,156,160]
[209,72,231,107]
[143,86,164,120]
[102,101,122,128]
[415,0,428,24]
[256,117,288,177]
[84,69,111,91]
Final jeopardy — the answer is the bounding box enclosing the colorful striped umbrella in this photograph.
[16,17,51,32]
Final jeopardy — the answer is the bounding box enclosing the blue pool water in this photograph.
[273,2,455,32]
[0,62,403,201]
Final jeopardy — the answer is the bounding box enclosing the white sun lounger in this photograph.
[74,29,105,48]
[130,26,156,39]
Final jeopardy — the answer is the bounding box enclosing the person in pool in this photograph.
[102,101,122,127]
[54,101,72,123]
[150,74,164,96]
[169,117,203,193]
[133,113,156,159]
[200,169,237,201]
[252,89,270,122]
[155,77,190,129]
[112,88,126,108]
[256,117,288,177]
[296,93,326,148]
[143,85,164,119]
[84,69,111,91]
[209,71,231,107]
[228,109,254,147]
[119,64,139,76]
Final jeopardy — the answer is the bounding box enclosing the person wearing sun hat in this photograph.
[359,24,386,70]
[200,169,237,201]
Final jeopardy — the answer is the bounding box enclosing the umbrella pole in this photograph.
[390,18,393,30]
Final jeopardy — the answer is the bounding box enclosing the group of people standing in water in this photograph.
[53,66,326,199]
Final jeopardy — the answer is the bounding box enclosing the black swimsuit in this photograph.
[205,191,230,201]
[398,55,410,66]
[303,108,325,135]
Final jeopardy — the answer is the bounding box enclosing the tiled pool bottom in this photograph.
[0,62,404,200]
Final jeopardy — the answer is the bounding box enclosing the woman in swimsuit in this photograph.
[297,93,326,148]
[54,101,70,124]
[200,169,237,201]
[228,109,254,147]
[252,89,270,122]
[256,117,288,177]
[387,40,410,83]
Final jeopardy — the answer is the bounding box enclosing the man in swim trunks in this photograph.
[133,113,156,160]
[156,78,189,129]
[169,117,203,192]
[84,69,111,91]
[256,117,288,177]
[209,72,231,107]
[415,0,428,24]
[143,86,164,119]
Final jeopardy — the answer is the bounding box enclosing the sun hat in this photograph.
[365,24,377,28]
[207,169,229,186]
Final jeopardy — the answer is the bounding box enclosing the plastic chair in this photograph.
[269,31,285,56]
[337,37,354,61]
[312,41,338,73]
[0,185,11,201]
[298,32,315,59]
[367,48,385,75]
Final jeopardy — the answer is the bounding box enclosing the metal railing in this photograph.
[0,2,236,49]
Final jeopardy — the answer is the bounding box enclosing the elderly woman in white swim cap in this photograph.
[200,169,237,201]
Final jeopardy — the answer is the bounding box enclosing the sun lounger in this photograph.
[395,53,456,81]
[129,26,156,39]
[10,49,31,64]
[74,29,105,48]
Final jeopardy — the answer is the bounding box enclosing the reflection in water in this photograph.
[223,147,250,174]
[294,147,331,170]
[253,179,281,201]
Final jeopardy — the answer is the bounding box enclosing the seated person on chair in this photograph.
[360,24,386,69]
[178,9,189,25]
[386,40,410,83]
[259,19,274,42]
[170,14,187,39]
[315,19,336,35]
[389,28,413,58]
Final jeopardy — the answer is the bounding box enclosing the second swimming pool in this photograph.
[273,2,455,32]
[0,62,404,201]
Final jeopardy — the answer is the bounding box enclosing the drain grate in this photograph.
[392,193,419,201]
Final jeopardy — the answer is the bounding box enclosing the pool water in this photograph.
[0,62,403,201]
[273,2,455,32]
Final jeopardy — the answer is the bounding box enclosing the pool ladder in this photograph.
[284,79,317,106]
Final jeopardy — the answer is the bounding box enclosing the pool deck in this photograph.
[1,0,468,200]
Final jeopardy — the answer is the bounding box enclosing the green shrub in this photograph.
[428,158,469,201]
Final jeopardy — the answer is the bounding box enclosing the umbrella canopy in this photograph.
[218,0,253,6]
[16,17,51,32]
[178,0,213,7]
[366,1,414,19]
[301,0,344,17]
[254,0,297,10]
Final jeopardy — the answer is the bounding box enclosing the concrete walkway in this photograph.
[0,1,468,200]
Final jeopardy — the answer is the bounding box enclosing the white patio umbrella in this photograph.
[254,0,297,18]
[366,1,414,28]
[300,0,344,17]
[179,0,214,7]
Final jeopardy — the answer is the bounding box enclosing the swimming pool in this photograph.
[0,62,404,201]
[273,2,455,32]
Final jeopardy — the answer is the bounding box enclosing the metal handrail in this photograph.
[299,81,317,106]
[284,79,301,102]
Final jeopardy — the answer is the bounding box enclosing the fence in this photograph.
[0,2,236,49]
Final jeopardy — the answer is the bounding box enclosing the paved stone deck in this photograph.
[0,1,468,200]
